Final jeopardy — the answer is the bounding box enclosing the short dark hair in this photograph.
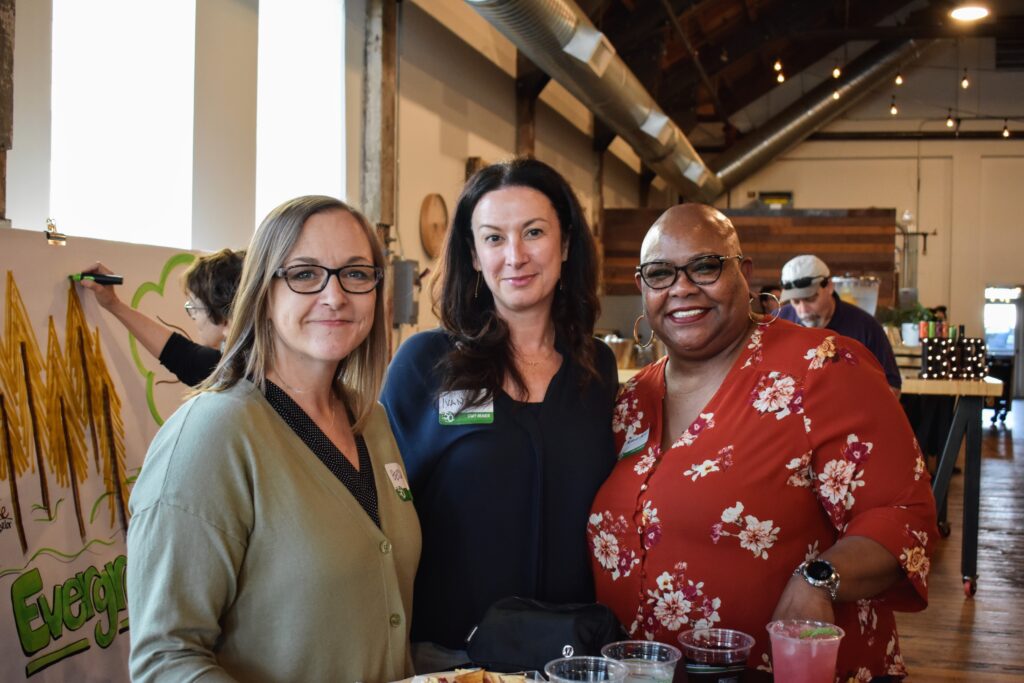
[182,248,245,326]
[435,157,601,400]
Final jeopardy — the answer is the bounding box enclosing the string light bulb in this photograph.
[946,109,955,128]
[773,58,783,72]
[832,90,840,100]
[1004,120,1011,138]
[832,64,842,79]
[889,96,898,116]
[895,72,904,86]
[777,72,785,83]
[961,69,970,89]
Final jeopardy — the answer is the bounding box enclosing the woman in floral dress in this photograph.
[589,204,937,682]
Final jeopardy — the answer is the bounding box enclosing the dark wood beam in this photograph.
[515,51,549,158]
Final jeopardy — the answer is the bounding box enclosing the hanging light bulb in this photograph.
[961,68,970,89]
[832,64,842,79]
[773,58,783,72]
[946,109,955,128]
[895,72,904,86]
[1004,120,1011,138]
[889,96,898,116]
[777,72,785,83]
[832,90,840,100]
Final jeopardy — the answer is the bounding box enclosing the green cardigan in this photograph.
[127,380,421,683]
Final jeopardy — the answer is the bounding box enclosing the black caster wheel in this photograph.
[938,521,951,538]
[963,577,977,597]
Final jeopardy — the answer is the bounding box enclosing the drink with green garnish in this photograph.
[766,620,844,683]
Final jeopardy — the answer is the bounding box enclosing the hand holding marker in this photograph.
[70,273,124,285]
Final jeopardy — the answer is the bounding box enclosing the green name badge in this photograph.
[439,390,494,425]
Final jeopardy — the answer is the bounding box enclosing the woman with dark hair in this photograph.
[382,158,619,672]
[78,248,244,386]
[128,196,420,682]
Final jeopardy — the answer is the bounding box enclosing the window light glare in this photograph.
[950,5,990,22]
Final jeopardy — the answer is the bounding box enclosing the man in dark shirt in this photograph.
[778,254,902,394]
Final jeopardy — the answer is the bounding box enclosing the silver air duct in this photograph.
[711,39,934,191]
[465,0,724,202]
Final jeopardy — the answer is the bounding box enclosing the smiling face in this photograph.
[470,186,567,320]
[637,205,753,362]
[267,209,377,378]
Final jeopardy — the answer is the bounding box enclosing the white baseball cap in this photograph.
[780,255,830,302]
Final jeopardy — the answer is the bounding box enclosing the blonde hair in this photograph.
[198,195,389,433]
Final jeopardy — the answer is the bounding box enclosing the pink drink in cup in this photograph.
[767,620,844,683]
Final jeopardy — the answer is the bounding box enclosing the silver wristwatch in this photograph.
[795,559,841,601]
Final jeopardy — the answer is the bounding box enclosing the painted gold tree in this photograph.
[45,318,89,543]
[89,327,129,533]
[0,348,30,554]
[3,272,51,518]
[65,285,103,473]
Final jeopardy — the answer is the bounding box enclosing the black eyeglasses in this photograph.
[636,255,743,290]
[781,276,828,291]
[274,264,384,295]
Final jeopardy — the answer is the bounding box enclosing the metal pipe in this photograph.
[465,0,723,201]
[712,38,935,191]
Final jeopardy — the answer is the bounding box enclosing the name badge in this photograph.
[384,463,413,502]
[438,390,494,425]
[619,427,650,458]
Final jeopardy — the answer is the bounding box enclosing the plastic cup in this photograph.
[544,656,629,683]
[677,629,754,683]
[766,620,845,683]
[601,640,682,683]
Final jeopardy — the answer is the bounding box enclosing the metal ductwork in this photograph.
[465,0,724,202]
[711,38,935,191]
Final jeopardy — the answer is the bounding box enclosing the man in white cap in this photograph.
[778,254,902,393]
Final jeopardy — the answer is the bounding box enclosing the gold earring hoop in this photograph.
[748,293,781,324]
[633,314,655,349]
[474,272,481,299]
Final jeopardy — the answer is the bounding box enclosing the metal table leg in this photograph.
[961,396,982,596]
[931,397,967,537]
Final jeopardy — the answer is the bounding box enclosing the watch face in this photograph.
[806,560,834,581]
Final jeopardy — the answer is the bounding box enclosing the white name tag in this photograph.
[438,390,494,425]
[619,427,650,458]
[384,463,413,502]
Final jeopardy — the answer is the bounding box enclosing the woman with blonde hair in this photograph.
[127,195,420,683]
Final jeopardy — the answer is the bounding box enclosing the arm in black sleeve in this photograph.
[158,332,222,387]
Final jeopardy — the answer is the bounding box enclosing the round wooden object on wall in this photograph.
[419,193,448,259]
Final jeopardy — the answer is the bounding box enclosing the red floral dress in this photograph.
[589,321,937,681]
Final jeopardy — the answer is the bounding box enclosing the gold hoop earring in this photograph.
[474,272,481,299]
[633,314,655,349]
[748,293,781,324]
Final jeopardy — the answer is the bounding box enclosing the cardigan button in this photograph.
[380,540,392,554]
[389,613,402,627]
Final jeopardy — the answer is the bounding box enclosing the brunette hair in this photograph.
[198,196,388,433]
[435,157,601,401]
[182,248,245,326]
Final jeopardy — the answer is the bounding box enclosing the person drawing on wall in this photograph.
[76,249,243,386]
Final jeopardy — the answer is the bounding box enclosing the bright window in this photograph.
[50,0,196,248]
[255,0,346,222]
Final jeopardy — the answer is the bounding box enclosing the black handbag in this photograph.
[465,597,627,673]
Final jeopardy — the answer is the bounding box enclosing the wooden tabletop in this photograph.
[901,376,1004,397]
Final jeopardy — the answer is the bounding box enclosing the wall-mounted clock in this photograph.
[419,193,448,260]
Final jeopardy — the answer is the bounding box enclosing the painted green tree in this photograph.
[0,349,30,554]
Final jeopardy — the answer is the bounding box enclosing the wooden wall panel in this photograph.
[601,207,897,307]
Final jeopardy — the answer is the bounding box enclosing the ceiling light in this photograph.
[895,72,904,86]
[961,69,970,89]
[777,72,785,83]
[946,109,955,128]
[832,65,841,79]
[1004,120,1011,138]
[950,4,990,22]
[889,96,898,116]
[832,90,840,100]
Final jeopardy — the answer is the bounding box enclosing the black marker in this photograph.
[69,273,124,285]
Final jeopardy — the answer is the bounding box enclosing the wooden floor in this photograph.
[896,399,1024,681]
